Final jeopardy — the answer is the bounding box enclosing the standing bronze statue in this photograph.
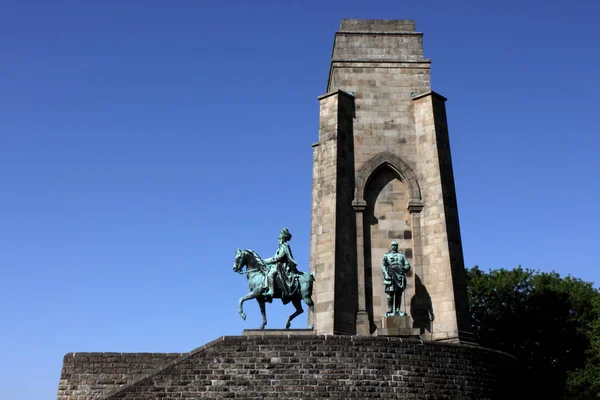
[233,228,315,329]
[381,241,411,316]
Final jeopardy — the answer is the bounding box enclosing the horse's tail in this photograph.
[310,272,316,282]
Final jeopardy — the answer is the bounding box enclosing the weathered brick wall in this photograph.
[53,336,522,400]
[57,352,183,400]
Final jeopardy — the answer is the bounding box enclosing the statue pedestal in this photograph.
[242,329,314,337]
[378,316,421,337]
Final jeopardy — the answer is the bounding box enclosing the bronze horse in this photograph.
[233,248,315,329]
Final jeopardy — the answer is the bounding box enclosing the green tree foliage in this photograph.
[567,293,600,399]
[466,266,600,399]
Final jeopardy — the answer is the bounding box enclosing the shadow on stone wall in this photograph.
[333,92,357,335]
[410,275,434,335]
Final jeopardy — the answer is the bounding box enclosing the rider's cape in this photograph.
[263,242,301,304]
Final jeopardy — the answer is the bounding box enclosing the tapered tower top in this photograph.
[339,19,417,32]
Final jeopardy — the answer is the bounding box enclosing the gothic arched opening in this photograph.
[363,166,414,333]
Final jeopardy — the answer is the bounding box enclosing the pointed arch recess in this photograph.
[354,152,421,203]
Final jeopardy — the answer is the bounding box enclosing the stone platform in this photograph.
[57,335,522,399]
[242,328,314,336]
[378,315,421,337]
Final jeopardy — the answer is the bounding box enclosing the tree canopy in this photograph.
[466,266,600,399]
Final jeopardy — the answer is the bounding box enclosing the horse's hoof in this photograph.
[308,325,314,330]
[285,322,291,329]
[240,312,246,321]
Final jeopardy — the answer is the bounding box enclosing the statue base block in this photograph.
[378,316,421,337]
[242,328,314,337]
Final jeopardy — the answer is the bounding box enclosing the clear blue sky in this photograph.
[1,1,599,398]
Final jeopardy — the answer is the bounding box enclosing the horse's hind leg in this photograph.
[299,276,315,330]
[238,292,256,320]
[303,295,315,330]
[286,298,304,329]
[257,298,267,330]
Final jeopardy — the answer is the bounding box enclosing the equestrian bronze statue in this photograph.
[233,228,315,329]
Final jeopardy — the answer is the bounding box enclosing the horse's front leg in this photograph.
[238,292,257,320]
[257,298,267,329]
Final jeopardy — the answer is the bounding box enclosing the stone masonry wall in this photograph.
[311,91,358,335]
[339,19,416,33]
[431,94,472,336]
[333,20,424,62]
[58,336,522,400]
[324,58,430,336]
[57,352,182,400]
[413,93,471,340]
[310,92,342,334]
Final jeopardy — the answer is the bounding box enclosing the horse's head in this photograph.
[233,248,246,274]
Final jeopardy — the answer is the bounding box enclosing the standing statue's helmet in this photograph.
[391,241,399,248]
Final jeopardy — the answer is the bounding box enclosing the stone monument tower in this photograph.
[310,19,472,341]
[56,20,521,400]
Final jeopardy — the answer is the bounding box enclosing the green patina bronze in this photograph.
[381,241,411,317]
[233,228,315,330]
[263,227,299,299]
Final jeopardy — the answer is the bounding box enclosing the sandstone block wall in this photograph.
[311,91,357,335]
[413,93,471,339]
[57,336,521,400]
[57,352,183,400]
